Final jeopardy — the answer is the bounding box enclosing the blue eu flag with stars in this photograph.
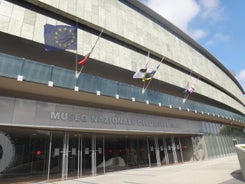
[44,24,77,51]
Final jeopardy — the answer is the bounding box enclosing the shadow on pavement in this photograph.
[220,169,244,184]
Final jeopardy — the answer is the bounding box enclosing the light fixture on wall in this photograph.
[17,75,23,81]
[96,90,101,96]
[48,81,53,87]
[74,86,79,92]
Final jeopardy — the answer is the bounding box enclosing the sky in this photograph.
[140,0,245,92]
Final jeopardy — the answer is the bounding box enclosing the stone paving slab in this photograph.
[50,155,243,184]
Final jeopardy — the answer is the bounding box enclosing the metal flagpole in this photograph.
[75,20,78,78]
[75,0,79,78]
[142,51,150,93]
[90,29,104,53]
[76,29,104,78]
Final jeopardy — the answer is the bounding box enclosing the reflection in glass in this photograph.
[147,137,157,167]
[82,135,92,176]
[49,131,64,180]
[104,136,127,172]
[181,136,193,162]
[96,136,104,175]
[68,133,79,178]
[0,127,50,183]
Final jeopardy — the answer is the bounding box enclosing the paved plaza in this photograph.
[52,155,244,184]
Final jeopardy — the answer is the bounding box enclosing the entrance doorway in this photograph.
[0,126,197,183]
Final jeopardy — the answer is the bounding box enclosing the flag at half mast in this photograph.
[142,64,160,82]
[78,52,91,66]
[77,29,103,66]
[133,62,148,79]
[44,24,77,51]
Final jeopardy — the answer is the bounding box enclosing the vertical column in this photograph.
[163,137,169,165]
[61,133,66,180]
[154,136,161,167]
[62,132,69,180]
[171,136,178,163]
[178,137,184,163]
[47,132,52,181]
[77,134,81,177]
[79,135,83,176]
[91,135,97,176]
[103,136,106,174]
[146,137,151,167]
[65,133,69,179]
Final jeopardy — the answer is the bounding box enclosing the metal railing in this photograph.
[0,52,244,123]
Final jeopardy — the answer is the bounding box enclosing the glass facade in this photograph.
[202,122,245,159]
[0,127,50,183]
[0,124,242,183]
[0,52,244,123]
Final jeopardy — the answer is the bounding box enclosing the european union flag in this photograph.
[44,24,77,51]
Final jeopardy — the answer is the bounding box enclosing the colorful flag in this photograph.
[78,52,91,66]
[133,62,148,79]
[142,64,160,82]
[44,24,77,51]
[77,29,103,67]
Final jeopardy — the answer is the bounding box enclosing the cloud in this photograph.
[189,29,207,40]
[198,0,225,21]
[213,33,230,42]
[205,40,214,46]
[238,69,245,91]
[141,0,225,41]
[142,0,200,33]
[205,33,230,46]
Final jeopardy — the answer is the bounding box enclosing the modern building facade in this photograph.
[0,0,244,183]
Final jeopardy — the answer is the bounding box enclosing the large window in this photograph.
[1,125,236,183]
[0,127,50,183]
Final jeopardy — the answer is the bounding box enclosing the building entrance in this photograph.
[0,127,197,183]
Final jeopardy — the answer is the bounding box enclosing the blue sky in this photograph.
[141,0,245,92]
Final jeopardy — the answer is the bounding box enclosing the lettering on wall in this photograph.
[50,111,175,129]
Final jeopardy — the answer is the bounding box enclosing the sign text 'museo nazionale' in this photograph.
[50,111,174,129]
